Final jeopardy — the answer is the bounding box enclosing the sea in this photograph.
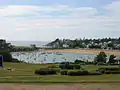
[7,41,97,64]
[7,41,49,47]
[11,51,96,64]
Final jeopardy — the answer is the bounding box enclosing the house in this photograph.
[114,57,120,64]
[62,44,69,48]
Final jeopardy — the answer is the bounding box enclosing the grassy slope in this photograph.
[0,62,120,83]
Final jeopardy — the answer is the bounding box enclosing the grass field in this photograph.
[0,62,120,83]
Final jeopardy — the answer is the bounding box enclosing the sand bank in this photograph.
[44,49,120,56]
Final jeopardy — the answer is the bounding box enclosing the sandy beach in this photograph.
[0,83,120,90]
[44,49,120,56]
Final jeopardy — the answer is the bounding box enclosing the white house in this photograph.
[63,44,69,48]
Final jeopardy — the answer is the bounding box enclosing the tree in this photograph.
[30,44,37,50]
[0,39,13,62]
[94,51,107,64]
[108,54,116,64]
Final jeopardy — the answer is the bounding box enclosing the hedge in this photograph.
[88,71,102,75]
[52,68,61,73]
[97,67,120,74]
[60,70,68,75]
[104,71,120,74]
[35,68,57,75]
[67,70,89,76]
[59,64,81,70]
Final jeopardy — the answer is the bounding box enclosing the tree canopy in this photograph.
[94,51,107,64]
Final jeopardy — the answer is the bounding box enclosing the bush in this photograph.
[104,71,120,74]
[74,60,85,64]
[98,67,120,71]
[35,68,57,75]
[0,51,13,62]
[60,70,68,75]
[89,71,102,75]
[59,64,81,70]
[59,64,73,69]
[67,70,89,76]
[98,67,120,74]
[52,68,61,73]
[74,64,81,69]
[60,70,102,76]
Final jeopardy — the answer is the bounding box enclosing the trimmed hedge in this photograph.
[59,64,81,70]
[104,71,120,74]
[35,68,57,75]
[60,70,102,76]
[52,68,61,73]
[60,70,68,75]
[88,71,102,75]
[74,64,81,69]
[98,67,120,74]
[67,70,89,76]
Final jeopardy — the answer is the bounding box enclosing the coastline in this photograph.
[44,49,120,56]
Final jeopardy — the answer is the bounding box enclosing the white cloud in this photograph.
[0,1,120,41]
[103,1,120,17]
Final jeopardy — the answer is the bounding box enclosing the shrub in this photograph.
[89,71,102,75]
[59,64,81,70]
[74,60,85,64]
[98,67,120,71]
[60,70,68,75]
[67,70,89,76]
[52,68,61,73]
[104,71,120,74]
[98,67,120,74]
[74,64,81,69]
[59,64,73,69]
[0,51,13,62]
[35,68,57,75]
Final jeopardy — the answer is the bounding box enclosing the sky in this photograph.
[0,0,120,41]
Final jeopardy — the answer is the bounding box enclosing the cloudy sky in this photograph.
[0,0,120,41]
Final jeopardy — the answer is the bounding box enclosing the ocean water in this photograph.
[11,51,96,64]
[7,41,49,47]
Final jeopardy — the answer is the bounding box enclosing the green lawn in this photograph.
[0,62,120,83]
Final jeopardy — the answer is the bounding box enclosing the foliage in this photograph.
[67,70,89,76]
[35,68,57,75]
[74,60,85,64]
[108,55,116,64]
[2,63,120,82]
[0,51,12,62]
[104,71,120,74]
[0,39,16,62]
[11,46,38,52]
[46,37,120,50]
[88,71,102,75]
[52,68,61,73]
[98,67,120,74]
[94,51,107,64]
[60,70,68,75]
[59,63,81,70]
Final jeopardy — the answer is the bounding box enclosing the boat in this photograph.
[55,52,63,55]
[41,52,46,55]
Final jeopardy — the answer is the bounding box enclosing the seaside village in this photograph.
[0,38,120,68]
[0,39,120,89]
